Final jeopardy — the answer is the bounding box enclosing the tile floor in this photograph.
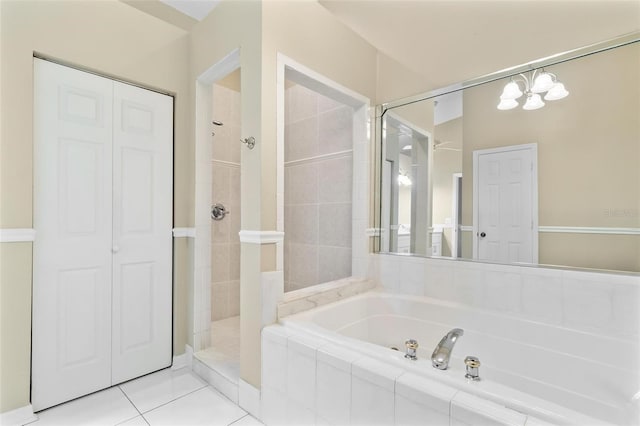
[26,367,262,426]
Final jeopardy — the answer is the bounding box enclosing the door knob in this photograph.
[112,246,120,253]
[480,232,486,238]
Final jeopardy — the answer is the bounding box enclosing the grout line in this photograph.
[117,386,147,424]
[284,149,353,167]
[227,413,251,425]
[138,385,208,415]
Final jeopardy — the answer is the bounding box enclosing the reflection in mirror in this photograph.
[378,37,639,273]
[381,111,432,256]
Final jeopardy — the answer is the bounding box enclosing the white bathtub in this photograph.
[262,290,639,426]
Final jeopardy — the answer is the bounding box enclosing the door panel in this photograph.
[119,262,155,351]
[59,139,104,235]
[121,148,154,233]
[476,146,535,264]
[33,59,173,410]
[33,59,114,411]
[58,268,102,367]
[111,81,173,384]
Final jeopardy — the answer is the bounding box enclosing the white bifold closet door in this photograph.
[32,59,173,411]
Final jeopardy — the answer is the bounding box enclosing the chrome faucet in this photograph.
[431,328,464,370]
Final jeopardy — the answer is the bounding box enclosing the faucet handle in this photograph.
[405,339,418,350]
[464,356,481,381]
[405,339,418,360]
[464,356,480,368]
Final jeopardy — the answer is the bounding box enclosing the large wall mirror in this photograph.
[377,34,639,273]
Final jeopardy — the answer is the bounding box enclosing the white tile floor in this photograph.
[27,367,262,426]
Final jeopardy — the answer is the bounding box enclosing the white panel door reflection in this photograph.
[474,144,537,264]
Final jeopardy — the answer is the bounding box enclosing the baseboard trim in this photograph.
[0,404,37,426]
[238,379,261,420]
[171,345,193,370]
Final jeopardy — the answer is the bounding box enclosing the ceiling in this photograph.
[154,0,639,94]
[159,0,220,21]
[318,0,640,92]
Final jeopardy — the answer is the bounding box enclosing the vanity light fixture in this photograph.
[497,69,569,111]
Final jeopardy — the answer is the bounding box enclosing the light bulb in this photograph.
[500,81,523,100]
[497,98,518,110]
[531,72,554,93]
[523,93,545,110]
[398,174,412,186]
[544,83,569,101]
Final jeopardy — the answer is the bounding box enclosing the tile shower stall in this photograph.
[211,81,242,321]
[284,83,353,293]
[189,77,244,402]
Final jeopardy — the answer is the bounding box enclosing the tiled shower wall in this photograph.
[211,82,241,321]
[284,83,353,292]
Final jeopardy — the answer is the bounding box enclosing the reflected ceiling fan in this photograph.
[434,139,461,152]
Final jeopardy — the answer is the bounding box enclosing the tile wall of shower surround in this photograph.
[370,254,640,339]
[211,83,242,321]
[284,83,354,293]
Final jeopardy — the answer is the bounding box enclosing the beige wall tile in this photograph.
[288,84,319,123]
[318,247,352,284]
[285,117,319,162]
[288,163,319,205]
[212,243,230,283]
[288,243,319,287]
[319,203,352,247]
[318,106,353,154]
[318,155,352,203]
[288,204,319,244]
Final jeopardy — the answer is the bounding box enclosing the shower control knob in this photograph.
[211,203,229,221]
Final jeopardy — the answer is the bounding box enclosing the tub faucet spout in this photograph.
[431,328,464,370]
